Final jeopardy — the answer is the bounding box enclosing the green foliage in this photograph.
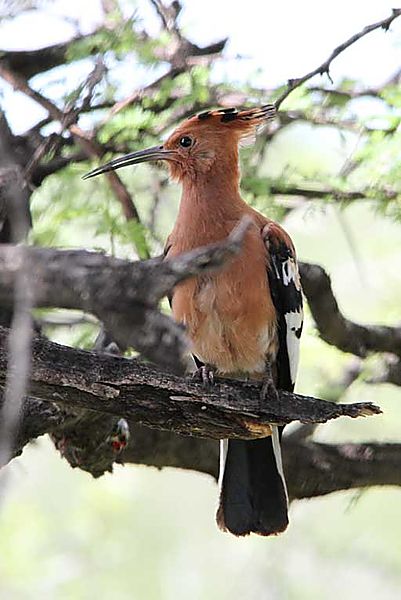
[114,219,151,259]
[30,162,154,260]
[188,65,211,104]
[135,31,171,65]
[348,127,401,220]
[274,85,312,111]
[99,106,161,145]
[380,84,401,108]
[67,19,139,62]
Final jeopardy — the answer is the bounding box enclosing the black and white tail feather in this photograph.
[217,224,303,536]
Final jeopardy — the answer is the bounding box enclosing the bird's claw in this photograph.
[192,365,215,388]
[260,376,280,409]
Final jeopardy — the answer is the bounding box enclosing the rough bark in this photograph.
[0,327,380,444]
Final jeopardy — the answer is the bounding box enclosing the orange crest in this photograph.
[186,104,276,143]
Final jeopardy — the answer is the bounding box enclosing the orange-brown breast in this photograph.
[168,215,278,375]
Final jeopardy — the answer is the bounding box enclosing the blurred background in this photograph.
[0,1,400,598]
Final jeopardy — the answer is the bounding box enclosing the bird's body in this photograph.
[167,204,278,375]
[84,104,303,537]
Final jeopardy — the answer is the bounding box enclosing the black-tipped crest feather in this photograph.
[194,103,276,124]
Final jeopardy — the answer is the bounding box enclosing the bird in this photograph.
[83,104,303,536]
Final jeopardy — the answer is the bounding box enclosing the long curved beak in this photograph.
[82,145,173,180]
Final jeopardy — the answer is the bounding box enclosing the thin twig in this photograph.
[275,9,401,109]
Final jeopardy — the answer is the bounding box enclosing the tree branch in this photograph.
[0,33,98,79]
[283,439,401,499]
[0,325,382,488]
[123,429,401,498]
[3,391,397,500]
[242,177,398,203]
[131,421,401,499]
[0,327,380,443]
[300,262,401,359]
[103,19,226,120]
[0,251,33,473]
[275,9,401,109]
[0,393,69,455]
[149,0,182,34]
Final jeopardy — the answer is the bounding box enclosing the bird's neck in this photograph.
[173,168,247,247]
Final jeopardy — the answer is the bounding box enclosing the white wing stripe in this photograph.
[282,257,302,290]
[284,310,303,385]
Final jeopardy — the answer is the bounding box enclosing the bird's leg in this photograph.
[260,361,279,408]
[192,363,215,388]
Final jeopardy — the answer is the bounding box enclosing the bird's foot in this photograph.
[192,364,215,388]
[260,364,280,409]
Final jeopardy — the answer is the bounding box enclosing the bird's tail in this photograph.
[216,426,288,536]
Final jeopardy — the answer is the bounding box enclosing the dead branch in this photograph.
[0,327,380,460]
[283,439,401,499]
[1,241,399,371]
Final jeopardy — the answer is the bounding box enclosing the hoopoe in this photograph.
[84,104,303,536]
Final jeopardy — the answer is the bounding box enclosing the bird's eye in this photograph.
[179,136,193,148]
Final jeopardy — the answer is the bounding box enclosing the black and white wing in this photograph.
[263,223,303,392]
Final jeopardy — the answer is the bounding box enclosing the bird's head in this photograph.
[83,105,275,183]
